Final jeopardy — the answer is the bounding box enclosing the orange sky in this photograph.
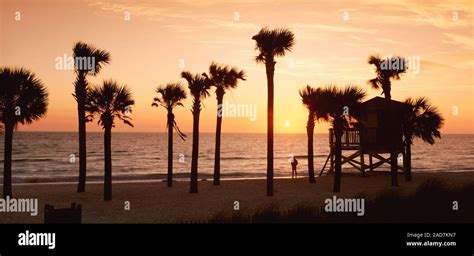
[1,0,473,133]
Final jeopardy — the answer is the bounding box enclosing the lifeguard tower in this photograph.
[320,96,411,176]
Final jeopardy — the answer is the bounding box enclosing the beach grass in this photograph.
[208,177,474,223]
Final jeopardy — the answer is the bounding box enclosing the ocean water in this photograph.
[0,132,473,183]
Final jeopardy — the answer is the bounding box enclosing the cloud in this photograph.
[85,0,259,30]
[443,33,474,49]
[293,23,376,34]
[85,0,184,20]
[375,37,409,47]
[421,59,456,70]
[300,0,472,30]
[201,18,259,30]
[365,0,473,29]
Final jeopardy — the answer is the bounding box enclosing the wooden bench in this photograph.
[44,203,82,224]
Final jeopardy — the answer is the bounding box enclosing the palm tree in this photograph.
[152,83,187,187]
[202,62,246,185]
[402,97,444,181]
[72,41,111,193]
[318,85,366,192]
[0,67,48,198]
[368,54,408,187]
[252,27,295,196]
[299,85,325,183]
[367,55,407,100]
[181,71,210,193]
[86,80,134,201]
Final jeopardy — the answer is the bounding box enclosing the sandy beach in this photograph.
[1,171,473,223]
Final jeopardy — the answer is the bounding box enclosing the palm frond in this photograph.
[152,82,187,109]
[72,41,110,75]
[403,97,444,145]
[252,27,295,63]
[318,84,367,122]
[367,78,380,89]
[87,79,134,129]
[173,120,186,141]
[0,67,49,126]
[204,62,246,93]
[368,55,381,68]
[299,85,316,110]
[181,71,210,100]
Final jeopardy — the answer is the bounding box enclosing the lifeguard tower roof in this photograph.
[360,96,410,112]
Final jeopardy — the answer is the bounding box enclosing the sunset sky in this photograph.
[1,0,473,133]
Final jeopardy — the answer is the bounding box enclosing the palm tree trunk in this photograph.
[383,80,391,100]
[190,101,200,193]
[385,91,391,100]
[404,143,412,181]
[390,151,398,186]
[77,103,87,192]
[383,85,398,187]
[213,95,224,185]
[388,112,398,187]
[333,118,343,192]
[265,61,275,196]
[307,113,316,183]
[167,110,173,187]
[76,73,87,193]
[2,122,13,198]
[104,126,112,201]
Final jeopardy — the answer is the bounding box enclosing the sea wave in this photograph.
[0,158,57,163]
[4,171,268,184]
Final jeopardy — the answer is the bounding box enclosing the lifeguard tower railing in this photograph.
[328,128,378,151]
[321,127,405,176]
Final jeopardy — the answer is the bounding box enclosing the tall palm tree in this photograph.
[318,85,366,192]
[0,67,48,198]
[86,80,134,201]
[152,83,187,187]
[202,62,246,186]
[181,71,210,193]
[252,27,295,196]
[368,54,408,187]
[402,97,444,181]
[72,41,111,193]
[299,85,325,183]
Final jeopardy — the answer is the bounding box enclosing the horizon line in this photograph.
[10,131,474,135]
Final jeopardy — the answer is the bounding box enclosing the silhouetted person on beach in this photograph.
[291,156,298,178]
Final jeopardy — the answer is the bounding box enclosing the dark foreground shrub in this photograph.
[208,179,474,223]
